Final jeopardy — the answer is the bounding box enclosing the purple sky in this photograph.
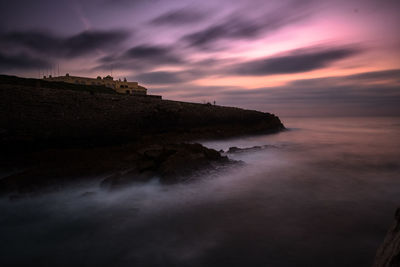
[1,0,399,117]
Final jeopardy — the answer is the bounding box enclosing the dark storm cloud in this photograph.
[180,7,308,49]
[222,84,400,101]
[228,47,360,76]
[1,31,61,55]
[103,0,159,6]
[134,67,212,84]
[0,29,130,59]
[135,71,185,84]
[0,52,52,71]
[63,30,129,57]
[347,69,400,81]
[290,69,400,88]
[96,44,185,72]
[98,44,361,83]
[150,8,208,25]
[123,45,182,64]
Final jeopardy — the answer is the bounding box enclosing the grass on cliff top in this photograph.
[0,75,117,94]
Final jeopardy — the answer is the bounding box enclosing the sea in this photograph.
[1,116,400,266]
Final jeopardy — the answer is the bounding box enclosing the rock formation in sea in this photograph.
[0,75,284,195]
[373,208,400,267]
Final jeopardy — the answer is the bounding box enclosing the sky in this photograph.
[0,0,399,117]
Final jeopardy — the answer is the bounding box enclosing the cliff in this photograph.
[373,208,400,267]
[0,75,284,194]
[0,75,284,151]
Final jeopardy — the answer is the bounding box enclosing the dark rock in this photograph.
[226,145,269,154]
[0,75,284,152]
[137,144,164,158]
[157,143,233,184]
[80,191,96,197]
[0,141,243,194]
[8,194,23,201]
[100,169,155,189]
[136,159,157,172]
[100,143,237,189]
[373,208,400,267]
[143,149,163,159]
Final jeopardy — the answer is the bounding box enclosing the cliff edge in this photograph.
[0,75,284,151]
[0,75,284,194]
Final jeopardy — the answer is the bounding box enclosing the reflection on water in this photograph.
[1,117,400,266]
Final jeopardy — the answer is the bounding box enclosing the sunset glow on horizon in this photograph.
[0,0,399,116]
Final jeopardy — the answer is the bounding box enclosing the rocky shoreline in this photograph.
[0,142,242,195]
[0,80,284,151]
[373,208,400,267]
[0,75,285,195]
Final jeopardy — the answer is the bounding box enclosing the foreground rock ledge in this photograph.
[0,142,240,195]
[373,208,400,267]
[100,143,239,189]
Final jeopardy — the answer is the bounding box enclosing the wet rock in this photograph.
[137,144,164,158]
[136,159,157,172]
[100,143,236,189]
[226,145,270,154]
[373,208,400,267]
[0,142,240,194]
[8,194,23,201]
[100,169,155,189]
[80,191,96,197]
[158,143,229,179]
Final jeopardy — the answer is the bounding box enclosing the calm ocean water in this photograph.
[1,117,400,266]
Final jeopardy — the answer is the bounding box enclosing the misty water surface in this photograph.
[1,117,400,266]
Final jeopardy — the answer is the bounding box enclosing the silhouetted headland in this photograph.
[0,74,284,195]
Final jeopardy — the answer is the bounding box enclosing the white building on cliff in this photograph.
[43,74,147,96]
